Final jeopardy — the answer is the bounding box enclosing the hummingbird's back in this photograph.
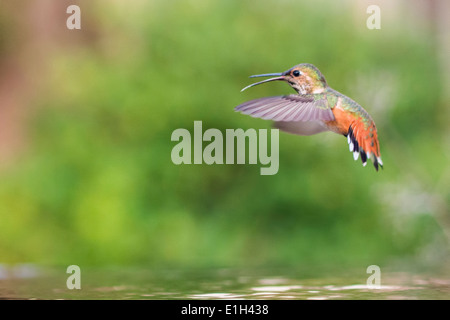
[325,87,382,170]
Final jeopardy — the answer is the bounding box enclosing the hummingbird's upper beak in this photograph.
[240,72,287,92]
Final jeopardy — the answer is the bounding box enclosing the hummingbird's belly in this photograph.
[324,102,352,136]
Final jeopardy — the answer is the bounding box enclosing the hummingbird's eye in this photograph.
[292,70,301,77]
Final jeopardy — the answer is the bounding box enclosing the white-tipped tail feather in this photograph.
[347,127,383,171]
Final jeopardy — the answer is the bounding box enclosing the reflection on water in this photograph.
[1,265,450,300]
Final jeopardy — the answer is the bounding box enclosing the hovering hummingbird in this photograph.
[235,63,383,171]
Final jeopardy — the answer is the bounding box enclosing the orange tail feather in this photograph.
[347,121,383,171]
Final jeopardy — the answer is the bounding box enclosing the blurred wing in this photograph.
[273,120,328,136]
[235,95,335,122]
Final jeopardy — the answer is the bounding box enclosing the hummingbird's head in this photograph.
[241,63,328,95]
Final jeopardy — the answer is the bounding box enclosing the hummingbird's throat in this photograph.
[289,80,325,95]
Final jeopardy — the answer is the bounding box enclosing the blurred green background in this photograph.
[0,0,449,271]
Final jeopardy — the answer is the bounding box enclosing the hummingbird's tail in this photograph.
[347,123,383,171]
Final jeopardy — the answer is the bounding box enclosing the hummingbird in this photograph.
[235,63,383,171]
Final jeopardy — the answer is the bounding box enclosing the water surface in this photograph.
[1,265,449,300]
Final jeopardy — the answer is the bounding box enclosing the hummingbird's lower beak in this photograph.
[241,72,286,92]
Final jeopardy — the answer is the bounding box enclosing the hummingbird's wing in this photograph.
[273,120,329,136]
[235,95,335,122]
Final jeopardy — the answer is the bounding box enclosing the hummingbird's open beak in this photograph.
[241,72,286,92]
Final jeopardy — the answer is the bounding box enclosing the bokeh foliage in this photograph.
[0,0,448,269]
